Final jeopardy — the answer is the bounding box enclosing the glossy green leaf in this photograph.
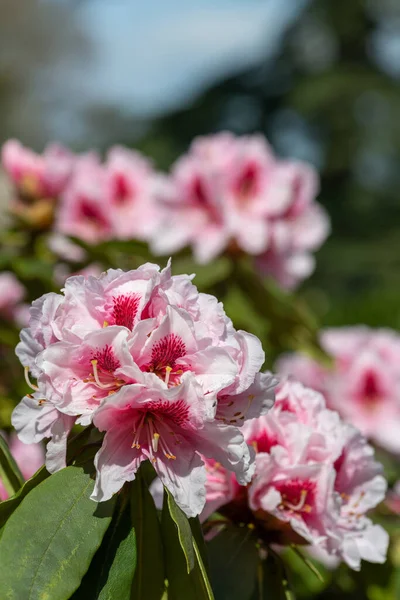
[165,488,195,573]
[189,516,210,576]
[161,490,214,600]
[0,465,49,527]
[71,496,136,600]
[0,433,24,497]
[207,524,259,600]
[0,466,115,600]
[130,471,165,600]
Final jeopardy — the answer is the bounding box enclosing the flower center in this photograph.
[84,345,125,393]
[110,294,141,329]
[145,334,188,386]
[79,197,108,229]
[130,399,190,461]
[275,479,315,514]
[111,172,134,204]
[360,371,381,407]
[235,162,259,201]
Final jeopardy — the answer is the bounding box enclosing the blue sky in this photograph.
[54,0,309,118]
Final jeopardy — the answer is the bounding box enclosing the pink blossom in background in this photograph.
[0,432,44,501]
[12,261,276,516]
[55,147,159,244]
[151,132,330,288]
[47,234,87,263]
[55,154,113,244]
[2,140,74,200]
[105,146,160,240]
[53,263,104,287]
[0,272,27,325]
[277,326,400,453]
[202,379,388,570]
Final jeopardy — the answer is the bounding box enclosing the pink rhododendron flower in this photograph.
[0,432,44,501]
[12,261,276,516]
[55,147,158,244]
[2,140,74,199]
[105,146,160,240]
[151,132,329,288]
[0,272,27,324]
[277,326,400,453]
[56,154,113,244]
[202,379,388,570]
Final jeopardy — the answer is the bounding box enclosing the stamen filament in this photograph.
[24,366,39,391]
[91,360,117,389]
[283,489,308,512]
[164,365,172,386]
[131,412,146,449]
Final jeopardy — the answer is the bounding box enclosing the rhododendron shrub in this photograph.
[0,135,394,600]
[202,380,389,571]
[277,326,400,453]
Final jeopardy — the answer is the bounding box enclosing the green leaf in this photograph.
[71,496,136,600]
[130,470,165,600]
[233,257,327,361]
[0,434,24,497]
[207,524,259,600]
[0,465,49,528]
[161,490,214,600]
[0,466,115,600]
[189,516,210,576]
[252,551,295,600]
[165,488,195,573]
[290,545,324,583]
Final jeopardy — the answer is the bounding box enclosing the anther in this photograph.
[164,366,172,386]
[152,432,160,453]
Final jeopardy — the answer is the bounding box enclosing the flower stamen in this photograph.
[164,365,172,386]
[282,489,308,512]
[24,366,39,391]
[91,359,118,389]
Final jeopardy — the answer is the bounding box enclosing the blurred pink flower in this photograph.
[55,147,159,245]
[0,272,27,325]
[277,326,400,453]
[105,146,160,241]
[2,140,74,199]
[12,261,276,516]
[56,154,113,244]
[202,379,388,570]
[0,432,44,501]
[151,132,329,288]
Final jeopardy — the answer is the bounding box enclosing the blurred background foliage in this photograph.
[1,0,399,330]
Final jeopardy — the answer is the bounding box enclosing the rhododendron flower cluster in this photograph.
[202,379,388,570]
[2,140,159,244]
[0,432,44,500]
[151,132,330,288]
[277,326,400,453]
[12,261,276,517]
[1,135,329,289]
